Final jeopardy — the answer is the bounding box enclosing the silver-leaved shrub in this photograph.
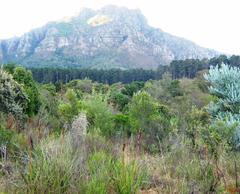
[204,63,240,148]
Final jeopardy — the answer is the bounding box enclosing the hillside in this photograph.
[0,5,218,69]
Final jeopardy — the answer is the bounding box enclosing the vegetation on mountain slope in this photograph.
[0,6,218,69]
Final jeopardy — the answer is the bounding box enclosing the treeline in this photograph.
[170,55,240,79]
[30,68,157,84]
[5,55,240,84]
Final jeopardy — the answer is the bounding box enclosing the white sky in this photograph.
[0,0,239,54]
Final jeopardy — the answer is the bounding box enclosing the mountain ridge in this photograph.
[0,5,219,69]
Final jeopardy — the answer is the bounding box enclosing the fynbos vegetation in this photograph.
[1,62,240,193]
[1,2,240,193]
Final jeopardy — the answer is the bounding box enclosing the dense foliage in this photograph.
[1,61,240,193]
[0,68,28,118]
[12,67,41,116]
[204,64,240,149]
[30,68,157,84]
[8,54,237,85]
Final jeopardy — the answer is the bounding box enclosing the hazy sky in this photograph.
[0,0,239,54]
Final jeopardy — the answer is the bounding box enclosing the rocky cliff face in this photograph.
[0,5,218,69]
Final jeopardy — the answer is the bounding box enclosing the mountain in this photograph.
[0,5,218,69]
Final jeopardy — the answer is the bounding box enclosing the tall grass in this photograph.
[113,160,148,194]
[3,130,240,193]
[7,133,148,194]
[85,152,112,194]
[18,135,77,193]
[84,151,148,194]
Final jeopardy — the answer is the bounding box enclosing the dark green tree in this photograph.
[13,66,41,116]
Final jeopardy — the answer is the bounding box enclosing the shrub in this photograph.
[0,127,13,147]
[58,89,82,124]
[13,66,41,116]
[0,69,28,119]
[84,93,115,137]
[128,91,172,152]
[204,64,240,149]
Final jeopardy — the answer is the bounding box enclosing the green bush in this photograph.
[84,94,115,137]
[58,89,82,124]
[0,127,14,146]
[13,66,41,116]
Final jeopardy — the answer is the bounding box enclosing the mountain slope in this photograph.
[0,5,218,69]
